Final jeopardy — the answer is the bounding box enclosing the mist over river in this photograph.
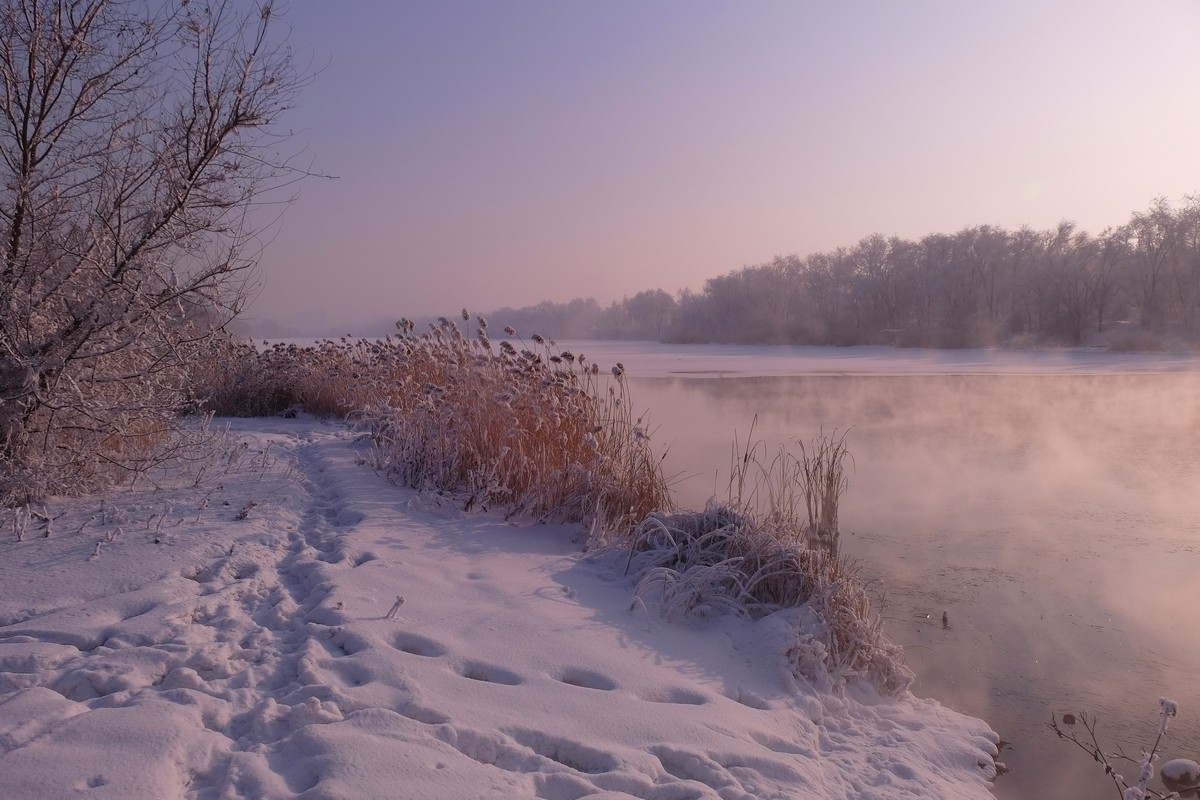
[571,342,1200,800]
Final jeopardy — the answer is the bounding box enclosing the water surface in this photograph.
[601,345,1200,800]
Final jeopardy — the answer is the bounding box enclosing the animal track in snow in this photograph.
[73,775,107,791]
[390,631,448,658]
[322,630,369,657]
[326,659,372,688]
[556,667,618,691]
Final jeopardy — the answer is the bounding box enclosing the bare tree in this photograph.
[1089,227,1128,334]
[1170,194,1200,332]
[1124,197,1178,332]
[0,0,304,503]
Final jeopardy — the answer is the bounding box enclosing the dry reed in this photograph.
[189,317,671,529]
[727,419,852,556]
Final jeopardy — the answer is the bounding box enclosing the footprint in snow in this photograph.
[351,551,380,567]
[459,661,523,686]
[390,631,448,658]
[507,728,621,774]
[639,686,709,705]
[556,667,618,692]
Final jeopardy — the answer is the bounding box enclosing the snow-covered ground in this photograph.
[0,417,1000,799]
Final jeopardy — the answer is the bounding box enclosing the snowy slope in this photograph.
[0,417,999,799]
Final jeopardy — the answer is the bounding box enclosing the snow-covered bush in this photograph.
[617,502,911,698]
[610,427,907,699]
[189,336,375,418]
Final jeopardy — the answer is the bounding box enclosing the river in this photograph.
[568,341,1200,800]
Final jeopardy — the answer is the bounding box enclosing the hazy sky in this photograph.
[249,1,1200,330]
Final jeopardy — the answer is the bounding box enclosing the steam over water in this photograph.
[610,349,1200,800]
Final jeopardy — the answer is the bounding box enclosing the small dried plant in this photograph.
[11,506,29,541]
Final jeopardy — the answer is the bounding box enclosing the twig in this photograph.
[1048,702,1181,800]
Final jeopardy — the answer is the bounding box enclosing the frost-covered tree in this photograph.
[1124,197,1178,333]
[0,0,302,503]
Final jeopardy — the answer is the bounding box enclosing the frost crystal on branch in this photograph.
[1159,697,1178,735]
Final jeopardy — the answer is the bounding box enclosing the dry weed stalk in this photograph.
[796,430,852,556]
[727,419,851,556]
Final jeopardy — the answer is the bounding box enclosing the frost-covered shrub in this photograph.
[1050,698,1190,799]
[189,336,377,418]
[618,501,912,698]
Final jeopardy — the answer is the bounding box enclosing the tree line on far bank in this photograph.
[480,197,1200,350]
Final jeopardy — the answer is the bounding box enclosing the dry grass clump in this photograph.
[188,315,671,528]
[621,503,910,697]
[361,316,670,528]
[188,336,389,417]
[612,431,910,698]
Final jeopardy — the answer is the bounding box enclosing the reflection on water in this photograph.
[630,373,1200,800]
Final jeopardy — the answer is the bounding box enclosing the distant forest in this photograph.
[479,197,1200,349]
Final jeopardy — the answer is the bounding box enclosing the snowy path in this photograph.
[0,419,999,799]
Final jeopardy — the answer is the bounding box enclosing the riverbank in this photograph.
[0,416,1000,799]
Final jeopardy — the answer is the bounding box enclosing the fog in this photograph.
[622,361,1200,799]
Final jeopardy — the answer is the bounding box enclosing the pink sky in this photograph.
[248,1,1200,332]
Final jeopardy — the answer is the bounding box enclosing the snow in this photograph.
[1161,757,1200,787]
[0,416,1000,799]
